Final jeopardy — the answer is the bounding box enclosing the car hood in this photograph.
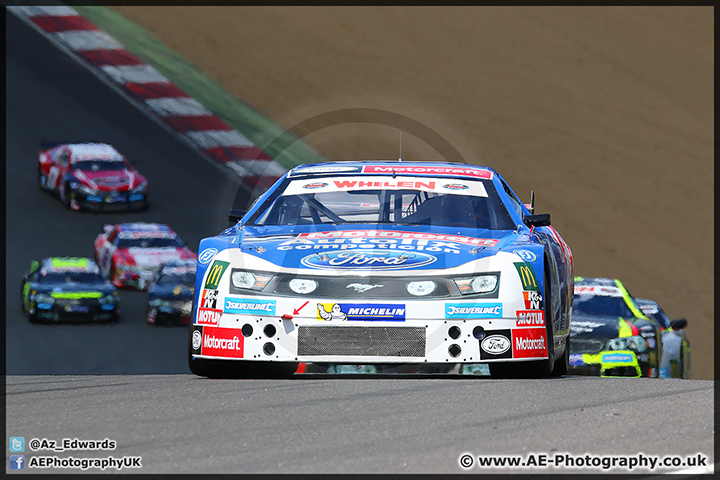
[32,282,114,297]
[223,225,529,271]
[73,169,144,192]
[148,283,194,300]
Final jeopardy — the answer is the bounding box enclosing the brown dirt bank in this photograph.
[113,6,713,379]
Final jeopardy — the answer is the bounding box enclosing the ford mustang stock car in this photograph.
[188,161,574,378]
[38,142,148,211]
[146,260,196,326]
[20,257,119,323]
[95,222,196,291]
[636,298,691,379]
[569,277,662,377]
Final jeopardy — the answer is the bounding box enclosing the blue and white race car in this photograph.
[188,161,574,378]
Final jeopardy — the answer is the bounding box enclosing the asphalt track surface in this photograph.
[4,11,714,475]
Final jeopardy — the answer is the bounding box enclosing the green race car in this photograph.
[21,257,119,323]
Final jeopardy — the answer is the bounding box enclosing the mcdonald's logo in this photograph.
[514,262,539,291]
[204,260,230,290]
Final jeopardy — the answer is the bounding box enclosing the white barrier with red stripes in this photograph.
[9,5,286,191]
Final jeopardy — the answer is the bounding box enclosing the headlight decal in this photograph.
[453,273,500,295]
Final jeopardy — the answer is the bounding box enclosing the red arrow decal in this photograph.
[293,301,310,315]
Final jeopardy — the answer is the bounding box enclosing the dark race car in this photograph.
[38,142,148,211]
[94,222,196,291]
[569,277,662,377]
[188,160,574,379]
[569,314,651,377]
[20,257,119,323]
[636,298,691,378]
[146,260,196,326]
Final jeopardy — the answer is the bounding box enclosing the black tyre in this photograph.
[551,335,569,377]
[60,183,71,209]
[20,281,26,313]
[38,166,47,191]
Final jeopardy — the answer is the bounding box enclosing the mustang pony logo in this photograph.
[346,283,384,293]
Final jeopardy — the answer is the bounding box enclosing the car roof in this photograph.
[287,161,495,179]
[66,143,122,160]
[116,222,173,233]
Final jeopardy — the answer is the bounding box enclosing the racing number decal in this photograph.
[204,261,229,290]
[514,262,539,291]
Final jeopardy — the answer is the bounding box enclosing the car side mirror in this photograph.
[523,213,551,227]
[228,209,247,225]
[670,318,688,330]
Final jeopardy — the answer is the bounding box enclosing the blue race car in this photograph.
[188,161,574,378]
[20,257,119,323]
[636,298,691,379]
[146,260,196,326]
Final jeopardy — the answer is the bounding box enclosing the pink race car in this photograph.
[95,222,196,291]
[39,142,148,211]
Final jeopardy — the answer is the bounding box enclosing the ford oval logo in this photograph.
[192,330,202,350]
[300,249,436,270]
[481,335,511,354]
[513,249,537,262]
[198,248,218,264]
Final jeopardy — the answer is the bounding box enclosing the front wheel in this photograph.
[38,166,47,191]
[551,336,570,376]
[59,183,71,209]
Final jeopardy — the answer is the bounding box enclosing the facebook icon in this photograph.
[10,455,25,470]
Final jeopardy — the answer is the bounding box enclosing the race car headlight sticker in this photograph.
[179,300,193,314]
[454,274,498,294]
[608,335,648,352]
[76,183,96,195]
[406,280,436,296]
[131,182,148,194]
[231,271,272,290]
[99,294,116,305]
[34,293,54,304]
[288,278,318,294]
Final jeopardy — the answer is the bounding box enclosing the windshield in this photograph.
[251,176,515,230]
[71,159,127,171]
[573,294,635,318]
[569,334,606,354]
[157,272,195,285]
[39,271,106,284]
[117,236,184,249]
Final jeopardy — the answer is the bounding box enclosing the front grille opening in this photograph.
[298,326,426,357]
